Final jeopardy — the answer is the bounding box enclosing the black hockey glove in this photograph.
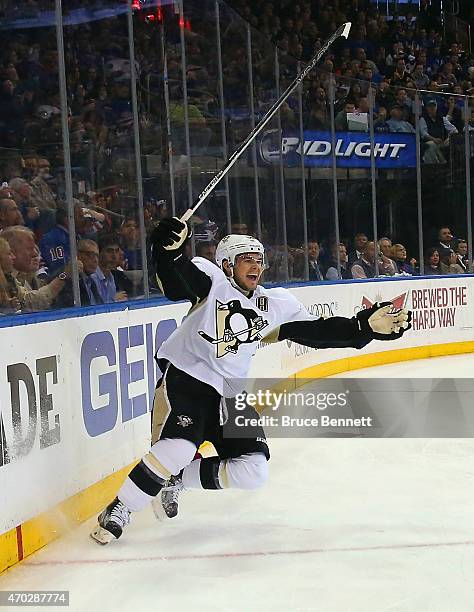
[356,301,412,341]
[151,217,191,253]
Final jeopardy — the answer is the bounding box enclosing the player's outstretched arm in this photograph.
[276,302,412,350]
[151,217,212,304]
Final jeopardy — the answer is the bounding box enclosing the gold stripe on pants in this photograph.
[151,375,171,445]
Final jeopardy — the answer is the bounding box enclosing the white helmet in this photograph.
[215,234,266,269]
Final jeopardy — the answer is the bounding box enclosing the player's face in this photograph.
[233,253,264,291]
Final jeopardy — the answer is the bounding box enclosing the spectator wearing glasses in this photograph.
[391,244,418,275]
[77,239,103,305]
[54,239,101,307]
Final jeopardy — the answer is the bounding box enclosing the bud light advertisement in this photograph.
[258,129,416,169]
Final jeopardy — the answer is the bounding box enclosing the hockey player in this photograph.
[91,217,411,544]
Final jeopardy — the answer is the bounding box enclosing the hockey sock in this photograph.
[118,438,197,511]
[182,453,269,491]
[181,457,223,489]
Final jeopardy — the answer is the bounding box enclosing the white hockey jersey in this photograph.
[157,257,314,396]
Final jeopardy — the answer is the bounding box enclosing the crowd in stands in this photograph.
[228,0,474,164]
[0,169,157,314]
[184,221,472,280]
[0,0,473,315]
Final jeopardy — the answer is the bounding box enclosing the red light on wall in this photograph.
[131,0,140,10]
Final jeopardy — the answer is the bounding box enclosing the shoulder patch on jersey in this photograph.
[198,299,269,357]
[256,296,269,312]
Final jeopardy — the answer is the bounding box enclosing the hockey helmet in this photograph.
[215,234,266,269]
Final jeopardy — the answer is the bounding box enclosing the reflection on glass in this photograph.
[0,0,73,315]
[60,0,146,304]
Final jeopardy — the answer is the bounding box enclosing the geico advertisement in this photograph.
[0,303,188,532]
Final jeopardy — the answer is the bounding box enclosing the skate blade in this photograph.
[151,497,170,521]
[90,525,115,545]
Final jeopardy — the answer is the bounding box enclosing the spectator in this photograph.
[0,236,21,313]
[53,239,101,308]
[29,158,57,211]
[92,235,128,303]
[374,106,390,132]
[0,197,23,230]
[377,237,398,274]
[195,241,217,264]
[351,241,377,279]
[348,232,368,264]
[111,245,135,297]
[119,216,142,270]
[424,247,442,275]
[386,105,415,133]
[39,205,87,276]
[440,250,465,275]
[293,239,325,281]
[435,227,454,257]
[420,99,457,164]
[1,226,70,311]
[453,239,469,272]
[391,244,418,275]
[77,239,103,306]
[375,79,395,111]
[389,58,411,87]
[412,63,430,89]
[334,101,356,131]
[8,178,40,231]
[231,222,250,235]
[290,240,317,281]
[325,243,351,280]
[169,97,212,155]
[351,241,395,278]
[394,88,413,121]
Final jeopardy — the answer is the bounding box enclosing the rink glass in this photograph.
[0,0,472,321]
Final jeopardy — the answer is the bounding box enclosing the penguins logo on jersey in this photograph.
[198,299,269,357]
[177,415,193,427]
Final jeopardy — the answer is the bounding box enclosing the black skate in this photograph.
[90,497,131,545]
[152,473,183,520]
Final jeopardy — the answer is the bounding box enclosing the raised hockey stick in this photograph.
[179,21,351,223]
